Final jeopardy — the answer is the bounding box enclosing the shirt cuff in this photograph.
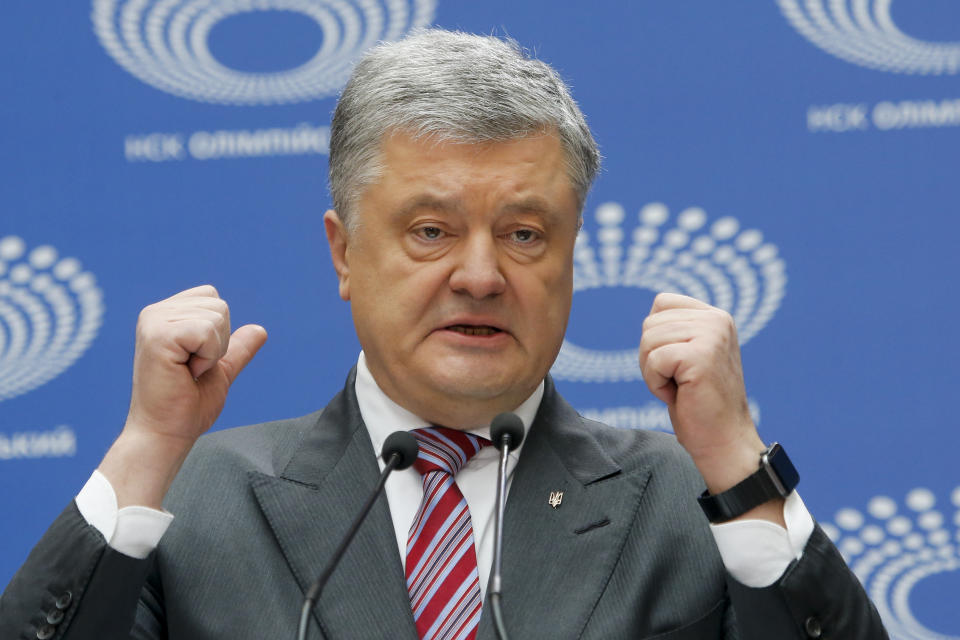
[708,490,815,588]
[75,469,174,559]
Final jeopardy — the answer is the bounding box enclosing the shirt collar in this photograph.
[355,351,544,459]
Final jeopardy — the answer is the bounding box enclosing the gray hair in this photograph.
[329,29,601,229]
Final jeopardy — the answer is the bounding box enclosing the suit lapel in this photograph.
[249,371,418,639]
[247,371,650,639]
[477,377,652,639]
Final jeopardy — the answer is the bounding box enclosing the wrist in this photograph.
[98,429,195,509]
[697,442,798,527]
[690,434,767,494]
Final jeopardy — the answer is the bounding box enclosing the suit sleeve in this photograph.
[725,524,889,639]
[0,502,157,640]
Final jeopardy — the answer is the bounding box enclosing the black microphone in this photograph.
[296,430,419,640]
[488,412,525,640]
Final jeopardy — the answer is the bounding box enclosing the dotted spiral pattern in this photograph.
[0,236,104,402]
[551,202,786,383]
[822,486,960,639]
[779,0,960,75]
[91,0,437,105]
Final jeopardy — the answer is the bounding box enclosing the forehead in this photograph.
[358,130,580,222]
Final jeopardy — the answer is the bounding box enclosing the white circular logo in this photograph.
[0,236,105,402]
[822,486,960,639]
[551,202,786,383]
[779,0,960,74]
[91,0,437,105]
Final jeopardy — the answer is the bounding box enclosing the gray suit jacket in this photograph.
[1,372,887,639]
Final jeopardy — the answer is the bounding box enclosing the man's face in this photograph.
[325,130,580,428]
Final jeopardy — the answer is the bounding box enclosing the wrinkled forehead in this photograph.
[355,127,584,213]
[366,130,578,208]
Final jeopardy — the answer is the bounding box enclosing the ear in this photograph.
[324,209,351,301]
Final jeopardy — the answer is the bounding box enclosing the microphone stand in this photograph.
[489,432,512,640]
[488,412,524,640]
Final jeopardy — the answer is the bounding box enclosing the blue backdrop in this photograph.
[2,2,957,637]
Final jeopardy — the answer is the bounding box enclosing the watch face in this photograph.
[766,443,800,494]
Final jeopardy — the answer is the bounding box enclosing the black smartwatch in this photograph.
[697,442,799,523]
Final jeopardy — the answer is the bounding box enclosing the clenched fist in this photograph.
[639,293,778,519]
[99,286,267,509]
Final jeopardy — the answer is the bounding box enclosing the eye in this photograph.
[415,226,445,240]
[509,228,539,244]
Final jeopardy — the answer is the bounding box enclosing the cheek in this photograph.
[354,260,449,327]
[515,264,573,331]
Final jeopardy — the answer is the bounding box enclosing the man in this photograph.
[1,30,886,639]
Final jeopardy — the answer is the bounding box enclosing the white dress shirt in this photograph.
[76,351,814,591]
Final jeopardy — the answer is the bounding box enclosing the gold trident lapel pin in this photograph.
[548,491,564,509]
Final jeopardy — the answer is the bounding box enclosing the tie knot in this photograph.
[411,426,489,477]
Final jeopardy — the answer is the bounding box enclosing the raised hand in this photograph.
[99,286,267,509]
[639,293,781,521]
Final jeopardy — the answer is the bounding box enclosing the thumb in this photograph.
[218,324,268,385]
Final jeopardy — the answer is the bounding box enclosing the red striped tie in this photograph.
[406,427,489,640]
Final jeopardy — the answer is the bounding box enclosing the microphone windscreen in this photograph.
[490,412,525,451]
[382,431,419,470]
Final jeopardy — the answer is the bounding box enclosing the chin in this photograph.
[431,374,511,400]
[425,363,537,403]
[412,344,548,399]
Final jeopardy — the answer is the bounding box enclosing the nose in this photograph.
[448,234,507,299]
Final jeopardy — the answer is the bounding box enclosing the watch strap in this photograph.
[697,443,798,523]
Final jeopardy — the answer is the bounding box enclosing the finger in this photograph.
[162,303,231,337]
[162,305,228,326]
[643,309,737,350]
[169,318,228,379]
[140,298,229,334]
[217,324,268,386]
[649,292,713,314]
[642,308,712,333]
[641,342,689,406]
[168,284,220,300]
[638,321,697,366]
[169,309,230,351]
[162,295,228,312]
[188,354,218,380]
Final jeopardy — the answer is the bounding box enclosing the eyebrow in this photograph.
[501,197,556,219]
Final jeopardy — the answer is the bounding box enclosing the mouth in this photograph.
[444,324,504,337]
